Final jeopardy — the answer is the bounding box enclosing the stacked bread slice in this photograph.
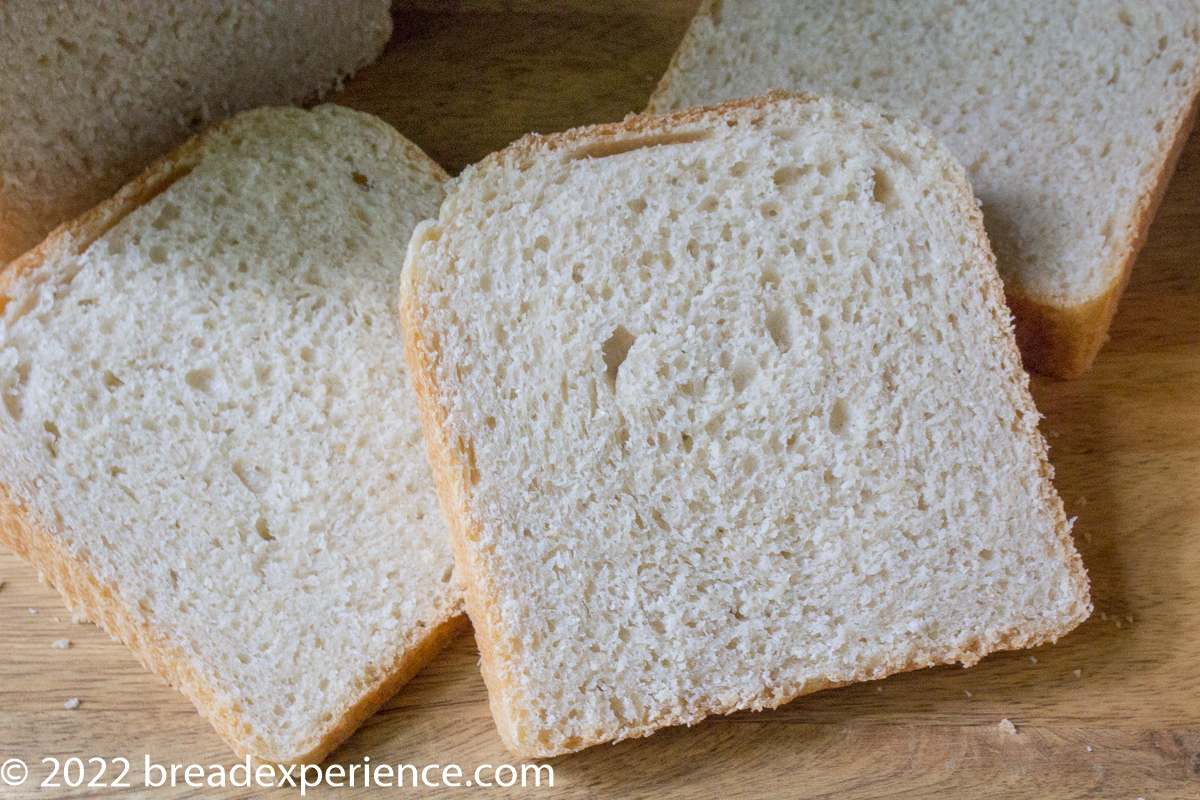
[648,0,1200,377]
[400,92,1091,757]
[0,0,394,264]
[0,105,464,763]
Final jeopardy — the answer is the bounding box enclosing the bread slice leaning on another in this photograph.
[400,92,1091,758]
[0,0,394,265]
[648,0,1200,377]
[0,105,465,764]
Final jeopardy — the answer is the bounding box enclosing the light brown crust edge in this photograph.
[0,106,466,765]
[1006,86,1200,378]
[399,223,527,754]
[647,5,1200,380]
[399,91,1091,758]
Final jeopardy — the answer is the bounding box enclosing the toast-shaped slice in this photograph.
[648,1,1200,377]
[0,105,465,764]
[400,92,1091,757]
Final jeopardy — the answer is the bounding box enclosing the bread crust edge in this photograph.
[1007,86,1199,378]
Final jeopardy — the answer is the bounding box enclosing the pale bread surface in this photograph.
[0,105,464,764]
[648,1,1200,376]
[0,0,393,264]
[400,93,1091,757]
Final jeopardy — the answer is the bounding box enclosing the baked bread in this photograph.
[0,0,393,265]
[648,0,1200,377]
[0,105,465,764]
[400,92,1091,757]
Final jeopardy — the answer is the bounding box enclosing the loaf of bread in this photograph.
[0,0,393,265]
[0,105,464,764]
[648,0,1200,377]
[400,92,1091,757]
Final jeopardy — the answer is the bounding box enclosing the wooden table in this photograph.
[3,2,1199,797]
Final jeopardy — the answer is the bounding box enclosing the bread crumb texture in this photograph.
[404,93,1091,757]
[0,0,392,263]
[649,0,1200,308]
[0,105,459,762]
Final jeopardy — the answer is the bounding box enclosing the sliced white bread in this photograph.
[648,0,1200,377]
[0,0,393,264]
[0,105,464,764]
[400,92,1091,757]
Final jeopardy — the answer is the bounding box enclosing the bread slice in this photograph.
[0,105,465,764]
[400,92,1091,758]
[0,0,393,265]
[647,1,1200,378]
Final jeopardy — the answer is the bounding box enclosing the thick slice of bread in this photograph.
[400,92,1091,758]
[0,0,393,265]
[648,1,1200,378]
[0,105,465,764]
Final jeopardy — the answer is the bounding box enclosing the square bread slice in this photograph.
[0,105,465,764]
[400,92,1091,757]
[647,0,1200,378]
[0,0,393,265]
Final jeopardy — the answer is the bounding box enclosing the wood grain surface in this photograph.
[3,2,1200,797]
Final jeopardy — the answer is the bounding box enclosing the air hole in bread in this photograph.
[773,165,806,186]
[828,398,849,434]
[152,202,182,231]
[255,517,274,542]
[184,368,215,395]
[568,129,713,161]
[602,326,637,389]
[731,359,757,393]
[42,420,60,458]
[766,306,791,350]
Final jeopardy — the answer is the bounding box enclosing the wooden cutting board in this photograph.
[3,3,1199,797]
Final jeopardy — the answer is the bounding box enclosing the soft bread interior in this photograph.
[0,106,462,762]
[404,94,1090,756]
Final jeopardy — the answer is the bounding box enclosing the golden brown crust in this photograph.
[1007,87,1199,378]
[0,106,464,765]
[648,6,1200,379]
[399,224,527,753]
[400,91,1091,759]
